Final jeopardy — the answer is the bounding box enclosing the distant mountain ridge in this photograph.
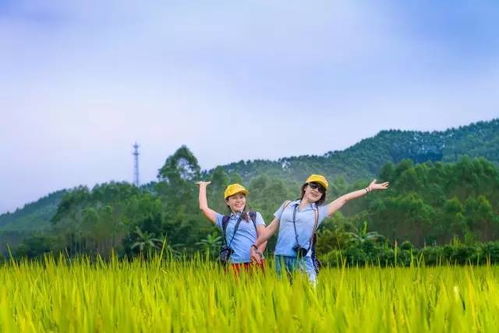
[0,190,67,232]
[1,118,497,233]
[219,118,499,183]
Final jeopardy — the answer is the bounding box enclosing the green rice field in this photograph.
[1,256,498,332]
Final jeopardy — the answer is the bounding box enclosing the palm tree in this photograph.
[196,232,222,257]
[345,221,385,245]
[131,226,162,257]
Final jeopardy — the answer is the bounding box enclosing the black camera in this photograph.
[218,245,234,265]
[292,245,308,258]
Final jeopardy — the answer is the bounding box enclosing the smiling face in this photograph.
[225,193,247,213]
[301,182,326,205]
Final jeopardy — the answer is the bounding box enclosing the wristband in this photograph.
[251,244,258,250]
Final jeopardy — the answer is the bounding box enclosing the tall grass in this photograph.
[0,256,498,332]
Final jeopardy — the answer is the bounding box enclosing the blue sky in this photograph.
[1,0,498,214]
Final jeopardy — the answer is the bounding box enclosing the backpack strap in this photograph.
[309,205,320,249]
[310,205,321,273]
[278,200,292,222]
[275,200,293,243]
[305,205,320,251]
[221,215,231,245]
[223,212,258,240]
[292,203,320,253]
[249,211,257,232]
[221,214,244,248]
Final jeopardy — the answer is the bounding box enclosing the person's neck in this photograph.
[299,198,312,209]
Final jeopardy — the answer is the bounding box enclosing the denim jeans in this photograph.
[274,255,317,283]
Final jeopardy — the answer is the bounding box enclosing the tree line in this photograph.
[4,146,499,263]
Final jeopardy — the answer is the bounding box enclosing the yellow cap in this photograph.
[305,174,329,190]
[224,183,248,199]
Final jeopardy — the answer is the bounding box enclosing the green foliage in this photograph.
[367,157,499,246]
[195,232,222,258]
[3,119,499,260]
[344,221,385,246]
[10,153,499,260]
[0,190,67,231]
[214,119,499,184]
[47,182,143,257]
[13,233,58,259]
[158,144,200,184]
[130,226,163,257]
[320,241,499,267]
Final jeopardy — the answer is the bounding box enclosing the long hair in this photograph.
[300,183,326,206]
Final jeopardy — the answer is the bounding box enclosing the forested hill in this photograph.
[1,118,497,234]
[0,190,67,232]
[219,119,499,183]
[1,119,498,257]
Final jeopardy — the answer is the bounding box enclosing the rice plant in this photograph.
[0,256,497,332]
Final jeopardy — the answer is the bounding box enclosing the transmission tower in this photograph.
[133,143,140,187]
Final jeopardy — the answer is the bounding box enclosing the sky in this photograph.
[1,0,498,214]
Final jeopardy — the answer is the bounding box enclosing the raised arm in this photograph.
[196,181,217,224]
[326,179,389,216]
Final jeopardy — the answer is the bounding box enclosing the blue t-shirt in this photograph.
[274,200,328,257]
[215,212,265,263]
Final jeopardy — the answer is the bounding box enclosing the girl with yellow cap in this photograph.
[250,174,389,283]
[197,181,267,273]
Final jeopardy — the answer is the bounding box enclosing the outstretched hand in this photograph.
[368,179,389,191]
[196,181,211,187]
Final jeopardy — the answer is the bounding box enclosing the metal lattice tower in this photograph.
[133,143,140,187]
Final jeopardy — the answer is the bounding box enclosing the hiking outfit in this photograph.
[215,211,265,267]
[273,200,328,283]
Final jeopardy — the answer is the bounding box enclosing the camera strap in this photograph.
[292,205,300,248]
[222,214,244,248]
[292,203,320,253]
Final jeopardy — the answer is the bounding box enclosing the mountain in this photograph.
[1,118,497,235]
[0,190,68,254]
[219,118,499,183]
[0,190,67,232]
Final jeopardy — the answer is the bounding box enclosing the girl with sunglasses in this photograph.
[250,174,389,283]
[197,181,267,273]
